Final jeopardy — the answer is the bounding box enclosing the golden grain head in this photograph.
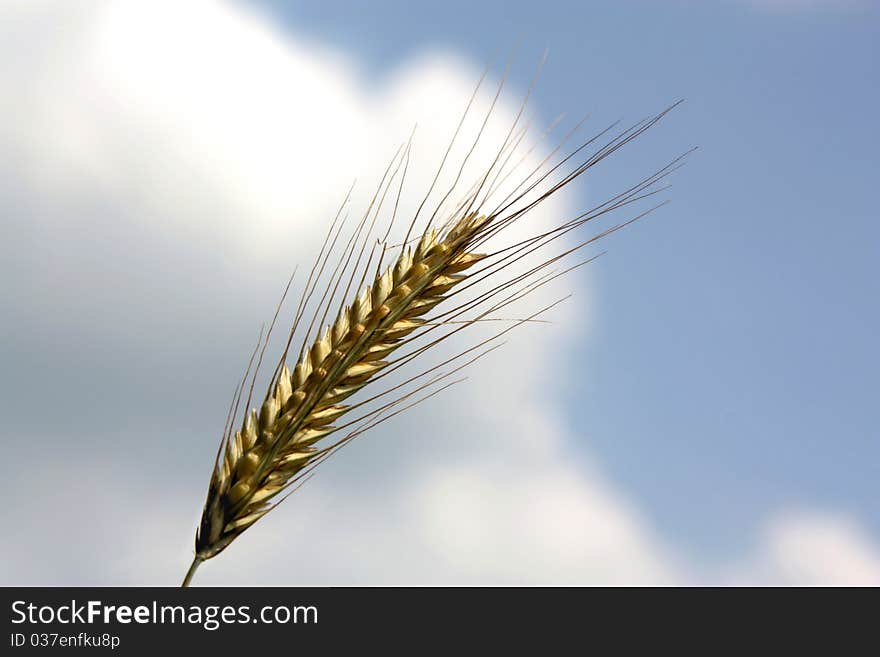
[195,213,490,561]
[182,75,684,586]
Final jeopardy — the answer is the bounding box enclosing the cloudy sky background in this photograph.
[1,0,878,585]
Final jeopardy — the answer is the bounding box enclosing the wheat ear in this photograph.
[183,71,685,584]
[190,213,491,575]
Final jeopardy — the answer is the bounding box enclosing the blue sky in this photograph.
[254,0,880,560]
[1,0,877,584]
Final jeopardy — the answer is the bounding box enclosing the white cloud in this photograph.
[1,0,877,586]
[726,511,880,586]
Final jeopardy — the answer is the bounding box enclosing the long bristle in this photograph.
[186,67,685,583]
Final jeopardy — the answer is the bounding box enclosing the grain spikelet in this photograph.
[195,215,491,562]
[181,69,686,586]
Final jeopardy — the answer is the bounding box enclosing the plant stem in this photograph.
[181,556,202,587]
